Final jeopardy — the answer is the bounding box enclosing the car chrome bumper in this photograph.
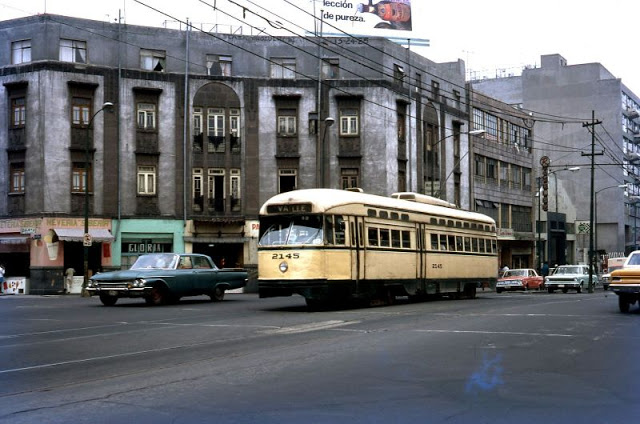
[86,286,148,297]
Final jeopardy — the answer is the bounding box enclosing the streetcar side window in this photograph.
[431,233,439,250]
[335,216,346,245]
[368,227,379,246]
[402,231,411,248]
[491,239,497,253]
[380,228,390,247]
[472,238,479,252]
[479,239,486,253]
[391,230,401,248]
[439,234,447,250]
[464,237,471,252]
[456,236,463,252]
[448,235,456,251]
[325,216,334,245]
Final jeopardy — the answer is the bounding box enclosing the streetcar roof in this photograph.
[260,189,496,225]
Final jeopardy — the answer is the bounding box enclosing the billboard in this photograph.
[322,0,412,33]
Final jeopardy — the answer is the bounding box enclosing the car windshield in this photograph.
[259,215,323,246]
[131,254,179,270]
[554,266,583,275]
[626,254,640,266]
[504,270,527,277]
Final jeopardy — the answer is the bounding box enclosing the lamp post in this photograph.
[82,102,114,296]
[320,116,334,188]
[536,177,542,273]
[594,184,627,264]
[435,129,485,198]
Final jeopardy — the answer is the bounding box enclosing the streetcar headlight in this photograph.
[279,261,289,273]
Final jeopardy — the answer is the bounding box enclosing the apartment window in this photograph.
[486,114,498,140]
[500,162,510,187]
[72,163,91,193]
[193,168,204,212]
[473,108,484,132]
[279,169,297,193]
[137,166,156,195]
[59,39,87,63]
[206,54,232,76]
[230,169,241,211]
[11,97,26,128]
[339,108,359,136]
[475,156,485,178]
[394,64,405,85]
[137,103,156,130]
[486,158,497,184]
[140,49,166,72]
[230,109,241,153]
[207,108,225,153]
[512,165,522,189]
[11,40,31,64]
[270,58,296,79]
[208,168,225,212]
[397,110,406,142]
[277,109,297,136]
[523,168,532,191]
[431,80,440,99]
[322,59,339,79]
[10,163,25,194]
[71,97,91,126]
[341,168,359,189]
[193,107,204,152]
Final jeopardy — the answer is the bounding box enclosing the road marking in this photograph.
[415,329,574,337]
[261,320,358,334]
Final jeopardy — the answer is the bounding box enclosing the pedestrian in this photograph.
[541,262,549,278]
[0,263,5,287]
[500,264,509,274]
[64,267,75,294]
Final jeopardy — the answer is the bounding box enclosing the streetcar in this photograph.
[258,189,498,308]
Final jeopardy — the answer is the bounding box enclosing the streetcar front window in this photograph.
[259,215,324,246]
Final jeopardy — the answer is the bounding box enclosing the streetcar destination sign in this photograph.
[266,203,313,214]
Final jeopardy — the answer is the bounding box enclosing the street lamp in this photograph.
[549,166,580,213]
[434,129,485,198]
[320,116,334,188]
[594,184,627,263]
[82,101,114,296]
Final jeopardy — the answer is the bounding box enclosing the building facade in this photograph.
[473,54,640,267]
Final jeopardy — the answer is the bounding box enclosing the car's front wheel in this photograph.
[145,286,168,306]
[210,286,225,302]
[619,295,631,313]
[99,293,118,306]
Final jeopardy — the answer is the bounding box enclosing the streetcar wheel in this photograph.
[210,287,225,302]
[619,296,631,313]
[145,286,167,306]
[99,294,118,306]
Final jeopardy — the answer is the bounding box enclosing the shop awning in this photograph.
[0,236,30,245]
[53,228,115,242]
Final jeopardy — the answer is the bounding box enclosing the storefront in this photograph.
[111,219,185,269]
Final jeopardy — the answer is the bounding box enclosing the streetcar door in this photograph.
[418,224,427,293]
[349,216,365,283]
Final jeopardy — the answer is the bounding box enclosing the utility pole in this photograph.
[582,110,603,293]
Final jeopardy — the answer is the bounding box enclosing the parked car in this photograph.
[609,250,640,313]
[545,264,597,293]
[496,268,544,293]
[86,253,247,306]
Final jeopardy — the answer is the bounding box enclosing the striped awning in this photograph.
[53,228,114,242]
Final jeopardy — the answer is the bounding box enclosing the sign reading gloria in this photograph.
[322,0,412,32]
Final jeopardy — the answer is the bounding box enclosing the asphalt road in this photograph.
[1,289,639,424]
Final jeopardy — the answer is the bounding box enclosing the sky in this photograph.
[2,0,639,94]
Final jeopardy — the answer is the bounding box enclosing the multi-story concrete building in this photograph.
[468,90,536,269]
[473,54,640,267]
[0,14,537,293]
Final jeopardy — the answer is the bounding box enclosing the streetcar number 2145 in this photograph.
[272,253,300,260]
[432,263,443,269]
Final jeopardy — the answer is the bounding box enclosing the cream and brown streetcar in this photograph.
[258,189,498,308]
